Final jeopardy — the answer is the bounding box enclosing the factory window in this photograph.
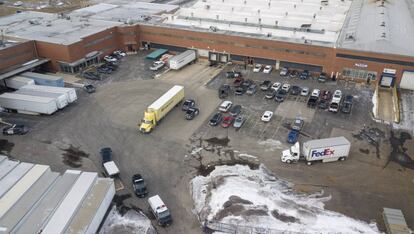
[337,54,414,67]
[342,68,377,81]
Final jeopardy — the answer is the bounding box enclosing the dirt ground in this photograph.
[0,53,413,232]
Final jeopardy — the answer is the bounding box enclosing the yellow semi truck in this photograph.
[139,85,185,133]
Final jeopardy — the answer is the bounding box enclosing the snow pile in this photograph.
[257,139,283,151]
[372,88,379,119]
[191,164,380,233]
[99,206,156,234]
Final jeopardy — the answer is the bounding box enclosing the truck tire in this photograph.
[339,157,346,161]
[307,161,312,165]
[286,159,291,164]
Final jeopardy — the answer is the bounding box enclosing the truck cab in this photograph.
[140,111,156,133]
[281,142,300,163]
[148,195,172,226]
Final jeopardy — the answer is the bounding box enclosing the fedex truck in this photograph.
[281,136,351,165]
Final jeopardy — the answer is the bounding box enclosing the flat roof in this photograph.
[337,0,414,57]
[0,11,122,45]
[0,160,19,181]
[164,0,352,46]
[0,163,33,199]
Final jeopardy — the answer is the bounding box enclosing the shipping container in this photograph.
[169,50,196,70]
[0,93,58,115]
[15,89,68,109]
[3,76,35,89]
[0,163,34,198]
[20,72,64,87]
[20,85,77,103]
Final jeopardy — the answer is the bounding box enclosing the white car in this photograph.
[271,82,281,91]
[114,50,126,57]
[280,67,288,76]
[150,61,165,71]
[311,89,321,97]
[281,83,291,92]
[261,111,273,122]
[104,55,117,62]
[301,87,309,96]
[253,64,262,72]
[332,89,342,102]
[263,65,272,74]
[218,100,233,112]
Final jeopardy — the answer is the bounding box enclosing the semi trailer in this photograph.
[20,72,64,87]
[281,136,351,165]
[168,50,196,70]
[139,85,184,133]
[3,76,35,89]
[0,93,58,115]
[20,85,77,103]
[15,89,68,109]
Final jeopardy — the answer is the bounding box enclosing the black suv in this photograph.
[132,174,148,197]
[218,84,231,99]
[341,95,353,114]
[182,99,195,111]
[209,112,223,126]
[260,80,271,91]
[185,107,199,120]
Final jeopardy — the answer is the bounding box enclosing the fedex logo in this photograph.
[311,148,335,157]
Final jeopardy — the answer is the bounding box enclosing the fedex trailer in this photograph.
[281,136,351,165]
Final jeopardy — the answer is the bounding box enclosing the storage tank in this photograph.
[20,72,64,87]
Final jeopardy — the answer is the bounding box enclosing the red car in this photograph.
[233,77,244,87]
[221,116,235,128]
[320,90,332,101]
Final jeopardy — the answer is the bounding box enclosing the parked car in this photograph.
[83,71,101,80]
[253,64,262,72]
[265,89,276,99]
[291,118,304,131]
[234,86,245,95]
[209,112,223,126]
[221,116,235,128]
[301,87,309,96]
[263,65,272,74]
[261,111,273,122]
[103,62,118,71]
[226,71,242,78]
[332,89,343,102]
[341,95,353,114]
[290,86,301,95]
[182,99,195,111]
[233,116,245,129]
[299,70,309,80]
[280,67,288,76]
[246,84,257,95]
[271,82,281,91]
[241,79,254,88]
[229,104,241,116]
[132,174,148,197]
[83,84,96,93]
[97,66,113,74]
[219,100,232,112]
[260,80,271,91]
[311,89,321,97]
[275,89,287,102]
[289,70,299,78]
[233,77,244,87]
[287,130,299,144]
[219,84,231,99]
[185,107,199,120]
[104,55,117,62]
[114,50,126,57]
[281,83,291,92]
[318,99,329,109]
[150,61,165,71]
[318,72,327,82]
[2,124,28,135]
[321,90,332,101]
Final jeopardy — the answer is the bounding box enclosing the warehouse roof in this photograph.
[337,0,414,57]
[164,0,352,46]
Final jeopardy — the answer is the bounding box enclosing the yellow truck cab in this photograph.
[139,85,184,133]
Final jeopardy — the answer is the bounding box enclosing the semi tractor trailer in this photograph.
[139,85,184,133]
[168,50,196,70]
[281,136,351,165]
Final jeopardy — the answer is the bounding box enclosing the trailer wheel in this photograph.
[286,160,291,164]
[307,161,312,165]
[339,157,346,161]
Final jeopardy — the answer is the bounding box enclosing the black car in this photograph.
[100,147,113,163]
[265,89,276,99]
[229,105,241,116]
[260,80,271,91]
[83,84,96,93]
[97,66,113,74]
[2,125,28,135]
[275,89,287,102]
[226,71,242,78]
[318,99,329,109]
[234,86,245,95]
[182,99,195,111]
[241,79,253,88]
[289,70,299,78]
[341,95,353,113]
[209,112,223,126]
[299,70,309,80]
[132,174,148,197]
[290,86,301,95]
[185,107,199,120]
[307,96,318,108]
[83,71,101,80]
[219,84,231,99]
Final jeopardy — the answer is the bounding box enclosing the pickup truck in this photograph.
[100,147,120,177]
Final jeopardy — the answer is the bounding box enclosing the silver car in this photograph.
[301,87,309,96]
[233,116,245,129]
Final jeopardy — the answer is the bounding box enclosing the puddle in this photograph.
[197,159,259,176]
[205,137,230,147]
[0,139,14,154]
[61,144,89,168]
[386,131,414,170]
[353,127,385,158]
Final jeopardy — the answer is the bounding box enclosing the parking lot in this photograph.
[1,53,414,232]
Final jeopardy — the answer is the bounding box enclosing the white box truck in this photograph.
[281,136,351,165]
[20,85,77,103]
[148,195,172,226]
[15,89,68,109]
[3,76,35,89]
[168,50,196,70]
[0,93,58,115]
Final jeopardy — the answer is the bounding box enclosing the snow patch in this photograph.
[257,139,283,151]
[372,89,379,119]
[191,164,380,233]
[238,153,258,160]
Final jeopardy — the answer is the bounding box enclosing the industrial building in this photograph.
[0,155,115,234]
[0,0,414,89]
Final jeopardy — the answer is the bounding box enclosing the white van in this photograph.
[148,195,172,226]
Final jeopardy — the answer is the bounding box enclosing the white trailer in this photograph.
[281,136,351,165]
[3,76,35,89]
[0,93,58,115]
[15,89,68,109]
[20,84,77,103]
[168,50,196,70]
[20,72,64,87]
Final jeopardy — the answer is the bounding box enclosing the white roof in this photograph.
[103,161,120,176]
[148,85,184,110]
[0,93,56,103]
[0,163,33,198]
[148,195,168,213]
[0,159,19,181]
[20,72,62,81]
[21,84,74,92]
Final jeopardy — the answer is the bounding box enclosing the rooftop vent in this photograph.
[29,20,40,25]
[381,32,386,38]
[300,23,311,28]
[380,21,385,26]
[267,32,272,37]
[345,33,355,40]
[321,0,328,6]
[205,4,210,9]
[209,26,218,32]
